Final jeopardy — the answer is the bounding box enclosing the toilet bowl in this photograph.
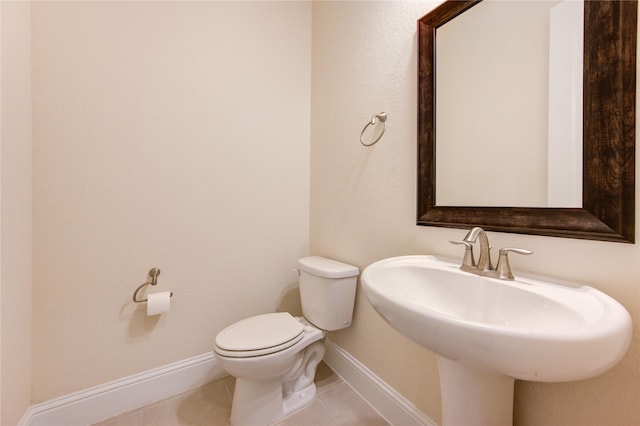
[213,256,359,426]
[215,313,325,425]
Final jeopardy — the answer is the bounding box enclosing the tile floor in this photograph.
[92,362,390,426]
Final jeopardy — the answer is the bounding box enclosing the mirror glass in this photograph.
[417,0,636,243]
[435,0,583,207]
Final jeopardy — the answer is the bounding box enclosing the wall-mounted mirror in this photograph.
[417,0,637,243]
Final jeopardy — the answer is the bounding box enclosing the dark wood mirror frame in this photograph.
[417,0,637,243]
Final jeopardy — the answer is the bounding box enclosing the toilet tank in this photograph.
[297,256,359,331]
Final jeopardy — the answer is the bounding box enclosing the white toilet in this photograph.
[214,256,359,426]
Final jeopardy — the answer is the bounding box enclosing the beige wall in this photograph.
[31,1,310,402]
[311,1,640,426]
[1,1,33,424]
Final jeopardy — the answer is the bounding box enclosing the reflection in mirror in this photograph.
[435,0,583,207]
[417,0,636,242]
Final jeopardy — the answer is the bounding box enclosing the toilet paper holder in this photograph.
[132,267,174,303]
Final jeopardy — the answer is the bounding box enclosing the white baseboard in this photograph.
[19,352,226,426]
[324,339,437,426]
[19,342,436,426]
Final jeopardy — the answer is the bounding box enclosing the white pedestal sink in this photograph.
[361,255,632,426]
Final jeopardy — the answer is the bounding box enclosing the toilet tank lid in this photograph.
[298,256,359,279]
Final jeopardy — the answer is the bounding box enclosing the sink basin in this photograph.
[362,255,632,425]
[362,255,631,382]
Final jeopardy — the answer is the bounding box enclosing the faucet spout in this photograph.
[450,227,532,280]
[462,227,493,272]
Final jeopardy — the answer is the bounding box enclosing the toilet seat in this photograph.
[214,312,305,358]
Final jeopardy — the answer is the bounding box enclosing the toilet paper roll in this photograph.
[147,291,171,316]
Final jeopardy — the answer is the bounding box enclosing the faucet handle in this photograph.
[449,239,472,247]
[449,240,476,270]
[496,247,533,280]
[500,247,533,256]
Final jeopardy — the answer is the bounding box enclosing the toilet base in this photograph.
[230,377,317,426]
[228,339,325,426]
[282,383,317,419]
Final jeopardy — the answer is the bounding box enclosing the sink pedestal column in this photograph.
[438,357,514,426]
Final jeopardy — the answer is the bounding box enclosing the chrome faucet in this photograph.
[462,227,493,272]
[450,227,532,280]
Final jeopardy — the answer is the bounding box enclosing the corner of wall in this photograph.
[1,0,34,423]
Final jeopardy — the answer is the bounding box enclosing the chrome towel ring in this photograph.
[360,112,388,147]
